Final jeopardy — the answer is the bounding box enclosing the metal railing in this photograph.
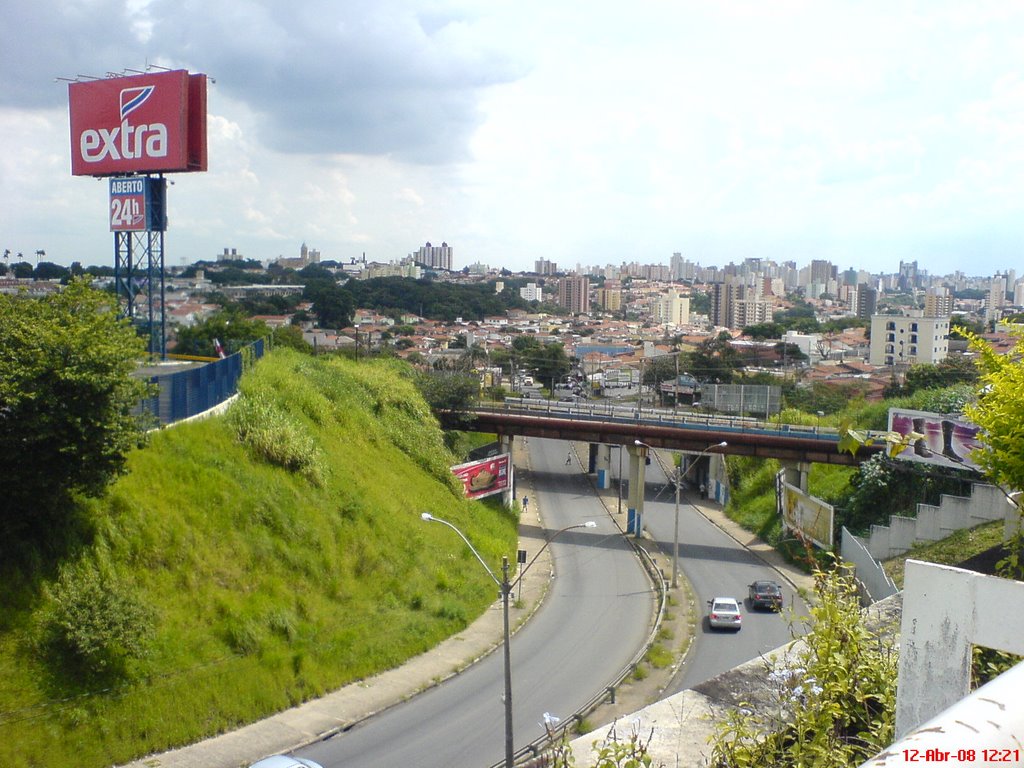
[472,399,866,444]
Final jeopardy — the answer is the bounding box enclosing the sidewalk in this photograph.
[119,440,550,768]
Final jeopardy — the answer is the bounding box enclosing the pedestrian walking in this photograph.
[565,452,572,465]
[699,482,706,499]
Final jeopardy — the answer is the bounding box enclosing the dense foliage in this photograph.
[346,276,529,321]
[0,278,152,555]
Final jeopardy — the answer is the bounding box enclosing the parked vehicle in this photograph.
[707,597,742,631]
[747,580,784,611]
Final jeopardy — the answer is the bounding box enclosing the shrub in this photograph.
[227,392,325,484]
[38,561,155,678]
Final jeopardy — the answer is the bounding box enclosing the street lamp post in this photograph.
[670,441,728,589]
[420,512,596,768]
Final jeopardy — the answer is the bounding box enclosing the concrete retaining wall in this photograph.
[866,484,1009,561]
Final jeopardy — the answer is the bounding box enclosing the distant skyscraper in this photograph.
[855,284,878,320]
[898,260,919,292]
[986,275,1007,324]
[412,241,452,271]
[597,279,622,312]
[557,275,590,314]
[534,258,558,275]
[923,286,953,318]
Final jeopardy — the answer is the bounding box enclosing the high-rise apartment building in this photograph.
[650,289,690,326]
[412,241,452,271]
[710,281,742,328]
[535,258,559,275]
[923,286,953,318]
[557,275,590,314]
[869,315,950,367]
[898,260,919,292]
[854,284,878,320]
[596,279,622,312]
[710,280,773,329]
[519,282,543,302]
[986,275,1007,324]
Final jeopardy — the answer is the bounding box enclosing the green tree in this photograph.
[415,370,479,415]
[887,357,980,397]
[686,335,741,383]
[0,278,153,549]
[965,331,1024,505]
[174,308,269,357]
[743,322,784,340]
[302,280,355,329]
[271,324,312,353]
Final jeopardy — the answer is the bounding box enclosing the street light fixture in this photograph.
[670,441,727,588]
[420,512,597,768]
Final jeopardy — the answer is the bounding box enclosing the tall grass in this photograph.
[0,349,517,768]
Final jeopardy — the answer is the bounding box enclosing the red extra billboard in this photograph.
[451,453,511,500]
[69,70,208,176]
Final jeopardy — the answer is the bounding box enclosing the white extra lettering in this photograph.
[80,121,168,164]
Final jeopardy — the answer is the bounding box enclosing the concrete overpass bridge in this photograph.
[446,400,881,467]
[441,400,883,538]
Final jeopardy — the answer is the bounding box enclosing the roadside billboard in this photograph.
[779,476,834,550]
[888,408,983,472]
[451,453,511,500]
[69,69,208,176]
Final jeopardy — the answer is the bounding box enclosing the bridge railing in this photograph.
[473,399,867,443]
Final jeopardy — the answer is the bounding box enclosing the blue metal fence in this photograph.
[139,339,265,425]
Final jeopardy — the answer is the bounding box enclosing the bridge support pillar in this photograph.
[626,443,648,538]
[780,461,810,493]
[499,434,514,455]
[594,444,612,489]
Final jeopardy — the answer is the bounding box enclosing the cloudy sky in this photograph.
[2,1,1023,277]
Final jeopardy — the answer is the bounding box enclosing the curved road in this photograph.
[298,437,654,768]
[636,455,808,693]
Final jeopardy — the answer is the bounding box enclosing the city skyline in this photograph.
[3,2,1024,275]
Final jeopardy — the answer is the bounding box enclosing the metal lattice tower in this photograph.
[113,185,166,359]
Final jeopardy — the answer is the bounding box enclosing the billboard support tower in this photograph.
[112,183,166,357]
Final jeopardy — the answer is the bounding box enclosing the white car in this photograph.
[707,597,742,631]
[248,756,323,768]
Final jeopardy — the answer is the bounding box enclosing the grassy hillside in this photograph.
[0,349,517,768]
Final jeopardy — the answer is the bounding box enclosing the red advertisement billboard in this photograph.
[451,453,511,500]
[69,70,208,176]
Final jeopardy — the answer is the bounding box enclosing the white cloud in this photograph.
[1,0,1024,274]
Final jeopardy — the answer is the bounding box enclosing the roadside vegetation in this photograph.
[0,348,517,768]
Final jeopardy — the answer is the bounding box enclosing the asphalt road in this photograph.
[633,455,808,693]
[298,437,654,768]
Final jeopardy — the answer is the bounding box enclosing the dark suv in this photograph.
[748,580,783,610]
